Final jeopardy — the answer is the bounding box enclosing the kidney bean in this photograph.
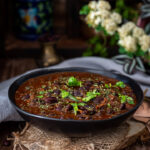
[66,104,73,111]
[73,90,82,97]
[53,89,61,95]
[44,97,58,104]
[93,96,104,104]
[56,104,63,111]
[120,103,126,110]
[22,94,30,100]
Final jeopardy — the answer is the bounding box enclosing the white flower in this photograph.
[118,36,137,52]
[95,9,110,19]
[118,27,129,39]
[133,27,145,39]
[97,0,111,10]
[94,17,101,26]
[118,22,136,38]
[139,35,150,52]
[102,18,118,35]
[110,12,122,24]
[122,22,135,31]
[85,11,97,27]
[88,1,97,10]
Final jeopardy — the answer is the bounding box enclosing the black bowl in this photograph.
[8,67,143,137]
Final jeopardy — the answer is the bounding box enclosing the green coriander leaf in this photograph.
[78,103,86,106]
[37,95,43,99]
[119,94,134,104]
[68,76,81,87]
[69,95,79,102]
[61,90,69,98]
[83,95,95,102]
[105,84,110,88]
[127,96,134,104]
[116,81,126,88]
[83,90,100,102]
[71,103,78,115]
[107,103,111,108]
[42,85,46,88]
[120,95,126,103]
[92,89,100,95]
[39,91,45,95]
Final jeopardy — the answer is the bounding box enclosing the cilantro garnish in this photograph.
[61,90,69,98]
[105,83,112,88]
[107,103,111,108]
[68,77,82,87]
[83,90,100,102]
[115,81,126,88]
[61,90,79,102]
[71,103,78,115]
[119,94,134,104]
[69,94,79,102]
[71,102,86,115]
[37,95,43,99]
[39,91,45,95]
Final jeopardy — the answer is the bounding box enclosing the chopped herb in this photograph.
[61,90,79,102]
[83,90,100,102]
[119,95,126,103]
[61,90,69,98]
[42,85,46,88]
[119,94,134,104]
[115,81,126,88]
[69,95,79,102]
[78,103,86,106]
[107,103,111,108]
[37,95,44,99]
[39,91,45,95]
[127,97,134,104]
[71,103,78,115]
[68,76,82,87]
[105,83,111,88]
[48,89,53,92]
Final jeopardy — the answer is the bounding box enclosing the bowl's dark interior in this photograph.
[8,67,143,136]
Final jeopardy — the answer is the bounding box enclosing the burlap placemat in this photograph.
[8,120,145,150]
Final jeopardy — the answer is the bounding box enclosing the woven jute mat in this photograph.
[8,119,145,150]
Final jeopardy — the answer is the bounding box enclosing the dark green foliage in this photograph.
[83,36,108,57]
[95,24,108,36]
[114,0,138,21]
[110,32,119,46]
[80,5,90,15]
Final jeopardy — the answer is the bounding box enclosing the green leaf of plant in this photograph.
[79,5,90,15]
[119,46,126,54]
[71,103,78,115]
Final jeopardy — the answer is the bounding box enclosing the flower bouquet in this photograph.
[80,0,150,74]
[113,22,150,74]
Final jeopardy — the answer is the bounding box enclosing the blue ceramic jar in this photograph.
[15,0,52,40]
